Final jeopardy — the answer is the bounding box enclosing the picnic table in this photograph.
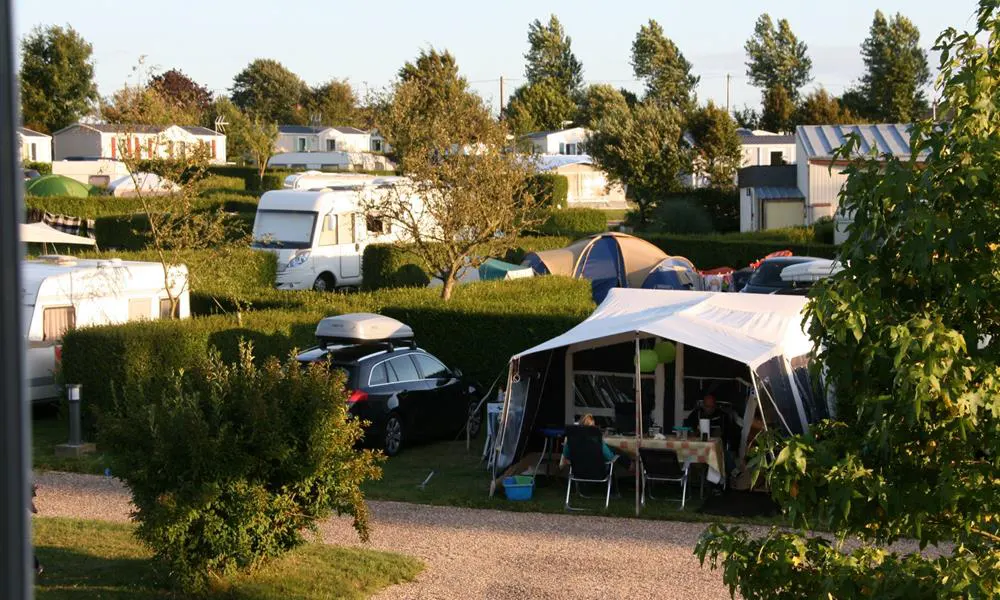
[604,434,726,484]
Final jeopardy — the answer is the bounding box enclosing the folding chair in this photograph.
[638,447,689,510]
[563,425,618,511]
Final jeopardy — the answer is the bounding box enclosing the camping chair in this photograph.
[563,425,618,511]
[638,448,689,510]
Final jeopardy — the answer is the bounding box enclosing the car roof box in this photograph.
[315,313,414,347]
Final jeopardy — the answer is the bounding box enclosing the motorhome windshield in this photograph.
[252,210,317,249]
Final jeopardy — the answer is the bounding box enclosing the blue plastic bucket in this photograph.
[503,475,534,501]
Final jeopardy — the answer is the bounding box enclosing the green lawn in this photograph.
[33,517,422,600]
[32,407,108,475]
[603,209,629,223]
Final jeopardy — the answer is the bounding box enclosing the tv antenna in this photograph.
[214,115,228,134]
[309,113,322,127]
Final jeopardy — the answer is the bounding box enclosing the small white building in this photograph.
[18,127,52,163]
[796,123,921,229]
[276,125,373,154]
[737,165,804,232]
[536,154,627,210]
[523,127,590,155]
[738,129,796,167]
[52,123,227,164]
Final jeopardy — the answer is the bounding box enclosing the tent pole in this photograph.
[490,360,517,498]
[634,334,642,516]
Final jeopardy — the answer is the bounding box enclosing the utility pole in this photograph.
[726,73,731,115]
[499,74,505,116]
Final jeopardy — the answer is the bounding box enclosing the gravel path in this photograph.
[35,471,742,599]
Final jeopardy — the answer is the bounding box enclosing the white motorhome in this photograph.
[283,171,377,190]
[251,179,416,291]
[22,257,190,402]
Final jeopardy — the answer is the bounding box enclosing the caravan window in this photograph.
[319,214,338,246]
[42,306,75,341]
[159,298,179,319]
[251,210,317,249]
[128,298,152,321]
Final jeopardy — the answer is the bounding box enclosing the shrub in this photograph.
[97,345,381,591]
[24,161,52,175]
[537,208,607,238]
[200,174,245,192]
[638,233,838,269]
[528,173,569,209]
[650,199,714,234]
[362,244,431,290]
[205,166,291,193]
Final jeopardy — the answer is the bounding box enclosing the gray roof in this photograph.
[756,186,804,200]
[796,123,919,161]
[278,125,369,135]
[738,131,795,145]
[181,125,221,136]
[55,123,217,135]
[737,165,798,189]
[332,126,367,135]
[18,126,49,138]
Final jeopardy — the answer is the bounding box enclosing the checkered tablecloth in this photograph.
[604,435,726,482]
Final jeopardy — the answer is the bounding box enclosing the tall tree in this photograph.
[759,84,796,133]
[631,19,699,114]
[148,69,213,124]
[733,105,760,130]
[687,101,742,188]
[524,15,584,95]
[19,25,99,133]
[576,84,630,129]
[796,87,857,125]
[697,3,1000,597]
[231,59,309,124]
[854,11,931,122]
[588,100,689,225]
[744,14,812,100]
[504,78,578,135]
[307,80,357,126]
[377,49,538,301]
[203,98,249,161]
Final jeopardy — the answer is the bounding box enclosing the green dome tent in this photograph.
[25,174,91,198]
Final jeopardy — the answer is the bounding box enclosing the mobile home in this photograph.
[251,178,418,291]
[23,257,190,402]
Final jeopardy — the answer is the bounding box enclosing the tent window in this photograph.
[42,306,75,341]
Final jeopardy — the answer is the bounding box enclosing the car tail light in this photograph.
[347,390,368,403]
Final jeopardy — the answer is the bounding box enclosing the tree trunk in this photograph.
[440,271,457,301]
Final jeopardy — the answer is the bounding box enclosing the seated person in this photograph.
[560,414,631,470]
[685,394,739,477]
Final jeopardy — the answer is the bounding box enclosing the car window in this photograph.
[369,362,388,386]
[748,262,794,288]
[413,353,449,379]
[389,355,420,382]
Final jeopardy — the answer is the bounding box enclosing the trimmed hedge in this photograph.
[24,161,52,175]
[537,208,607,238]
[529,173,569,209]
[62,276,594,422]
[361,245,431,290]
[206,166,291,192]
[638,233,838,269]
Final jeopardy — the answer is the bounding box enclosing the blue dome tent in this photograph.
[641,257,704,291]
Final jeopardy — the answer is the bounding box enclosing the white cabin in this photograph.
[23,257,190,402]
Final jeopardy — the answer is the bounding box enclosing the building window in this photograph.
[297,137,307,152]
[558,142,566,154]
[371,138,383,153]
[159,298,179,319]
[128,298,152,321]
[30,143,37,161]
[326,139,336,151]
[770,151,785,166]
[42,306,75,341]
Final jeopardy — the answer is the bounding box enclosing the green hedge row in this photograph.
[637,233,838,269]
[537,208,607,238]
[24,161,52,175]
[206,166,291,192]
[529,173,569,209]
[62,276,594,420]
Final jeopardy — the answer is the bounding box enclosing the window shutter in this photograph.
[211,139,217,159]
[111,137,117,159]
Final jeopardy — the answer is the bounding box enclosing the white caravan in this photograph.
[251,179,416,291]
[282,171,378,190]
[22,256,190,402]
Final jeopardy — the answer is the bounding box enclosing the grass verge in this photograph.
[33,517,422,600]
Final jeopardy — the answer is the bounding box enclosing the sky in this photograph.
[14,0,982,116]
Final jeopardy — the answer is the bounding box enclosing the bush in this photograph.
[650,199,714,234]
[200,174,245,192]
[24,161,51,175]
[97,346,381,591]
[537,208,607,238]
[528,173,569,209]
[205,166,291,193]
[638,233,838,269]
[362,244,431,290]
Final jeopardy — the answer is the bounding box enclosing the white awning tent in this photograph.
[108,172,180,197]
[492,288,824,508]
[20,222,96,246]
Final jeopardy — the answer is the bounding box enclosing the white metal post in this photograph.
[634,335,642,516]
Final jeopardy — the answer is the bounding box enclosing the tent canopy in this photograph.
[513,288,811,370]
[108,172,180,196]
[25,174,91,198]
[20,222,96,246]
[478,258,533,281]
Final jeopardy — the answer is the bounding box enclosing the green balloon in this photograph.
[634,349,659,373]
[655,341,676,364]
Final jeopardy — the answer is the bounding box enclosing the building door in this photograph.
[763,200,805,230]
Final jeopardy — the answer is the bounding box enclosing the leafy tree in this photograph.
[504,78,578,135]
[696,4,1000,597]
[631,19,699,113]
[148,69,213,124]
[19,25,99,133]
[588,101,689,226]
[236,114,279,187]
[102,85,194,127]
[376,49,538,301]
[744,14,812,100]
[524,15,584,95]
[796,87,857,125]
[733,105,760,129]
[576,84,630,128]
[688,101,741,188]
[307,79,357,126]
[99,345,381,591]
[852,10,931,122]
[759,84,796,133]
[231,59,309,124]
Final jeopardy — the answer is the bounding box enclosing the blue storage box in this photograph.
[503,475,534,501]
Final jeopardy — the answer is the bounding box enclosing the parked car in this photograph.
[296,314,483,456]
[23,168,40,181]
[740,256,819,295]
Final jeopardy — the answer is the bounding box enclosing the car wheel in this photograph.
[384,413,403,457]
[467,399,482,438]
[312,273,335,292]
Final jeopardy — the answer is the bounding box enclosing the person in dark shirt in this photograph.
[684,394,739,477]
